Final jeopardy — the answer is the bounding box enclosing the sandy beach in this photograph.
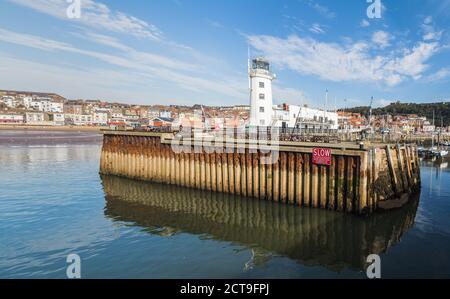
[0,124,103,132]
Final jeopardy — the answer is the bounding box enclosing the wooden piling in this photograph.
[211,152,217,192]
[328,156,336,210]
[190,152,195,188]
[240,151,247,196]
[359,153,368,214]
[222,153,229,194]
[386,146,398,194]
[259,153,266,200]
[179,151,186,188]
[194,151,200,189]
[345,157,354,213]
[288,153,295,205]
[273,155,280,202]
[311,162,319,208]
[200,151,206,190]
[216,152,223,192]
[253,153,259,199]
[205,150,211,191]
[170,149,176,185]
[303,154,311,207]
[280,152,287,203]
[264,154,272,201]
[320,165,327,209]
[234,152,241,195]
[228,153,235,194]
[246,150,253,198]
[337,156,345,212]
[295,153,303,206]
[175,152,181,185]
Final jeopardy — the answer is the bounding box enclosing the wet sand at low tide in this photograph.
[0,129,102,146]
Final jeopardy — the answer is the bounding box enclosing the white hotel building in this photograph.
[248,58,338,132]
[30,98,64,113]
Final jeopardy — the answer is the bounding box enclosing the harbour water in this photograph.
[1,130,449,278]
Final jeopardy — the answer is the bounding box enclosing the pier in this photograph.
[99,131,421,215]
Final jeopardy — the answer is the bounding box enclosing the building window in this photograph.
[259,82,265,88]
[259,93,265,100]
[259,107,265,113]
[260,120,265,126]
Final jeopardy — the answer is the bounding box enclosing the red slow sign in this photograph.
[312,148,332,166]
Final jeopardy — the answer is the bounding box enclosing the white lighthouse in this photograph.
[249,57,276,127]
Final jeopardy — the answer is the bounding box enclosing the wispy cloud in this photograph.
[421,16,443,41]
[372,31,391,49]
[424,67,450,82]
[247,33,441,86]
[360,19,370,28]
[0,53,162,102]
[74,31,201,72]
[385,42,440,80]
[0,28,247,101]
[8,0,162,40]
[309,23,326,34]
[207,20,225,29]
[305,0,336,19]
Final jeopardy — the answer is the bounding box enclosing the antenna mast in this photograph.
[369,96,374,135]
[247,45,251,91]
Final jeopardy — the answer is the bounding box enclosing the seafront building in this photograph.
[248,58,338,132]
[0,113,24,124]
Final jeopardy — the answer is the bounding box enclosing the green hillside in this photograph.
[342,101,450,126]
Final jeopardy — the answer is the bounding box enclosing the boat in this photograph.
[437,150,449,157]
[421,111,449,158]
[418,147,448,159]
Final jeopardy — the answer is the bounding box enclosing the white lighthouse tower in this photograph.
[249,57,276,127]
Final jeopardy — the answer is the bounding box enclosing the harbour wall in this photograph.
[100,131,421,215]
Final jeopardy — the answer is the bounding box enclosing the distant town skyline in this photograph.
[0,0,449,108]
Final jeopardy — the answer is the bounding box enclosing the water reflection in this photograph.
[101,174,419,272]
[420,157,450,198]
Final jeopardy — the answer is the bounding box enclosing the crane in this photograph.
[368,96,374,133]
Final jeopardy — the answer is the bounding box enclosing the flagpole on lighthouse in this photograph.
[247,44,252,128]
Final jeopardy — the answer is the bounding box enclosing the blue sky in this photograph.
[0,0,449,108]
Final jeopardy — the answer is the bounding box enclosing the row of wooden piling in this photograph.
[100,132,421,215]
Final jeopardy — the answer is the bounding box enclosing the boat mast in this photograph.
[432,110,435,149]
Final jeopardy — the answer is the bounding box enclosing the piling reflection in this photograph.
[101,174,419,272]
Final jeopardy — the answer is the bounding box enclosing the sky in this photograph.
[0,0,449,108]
